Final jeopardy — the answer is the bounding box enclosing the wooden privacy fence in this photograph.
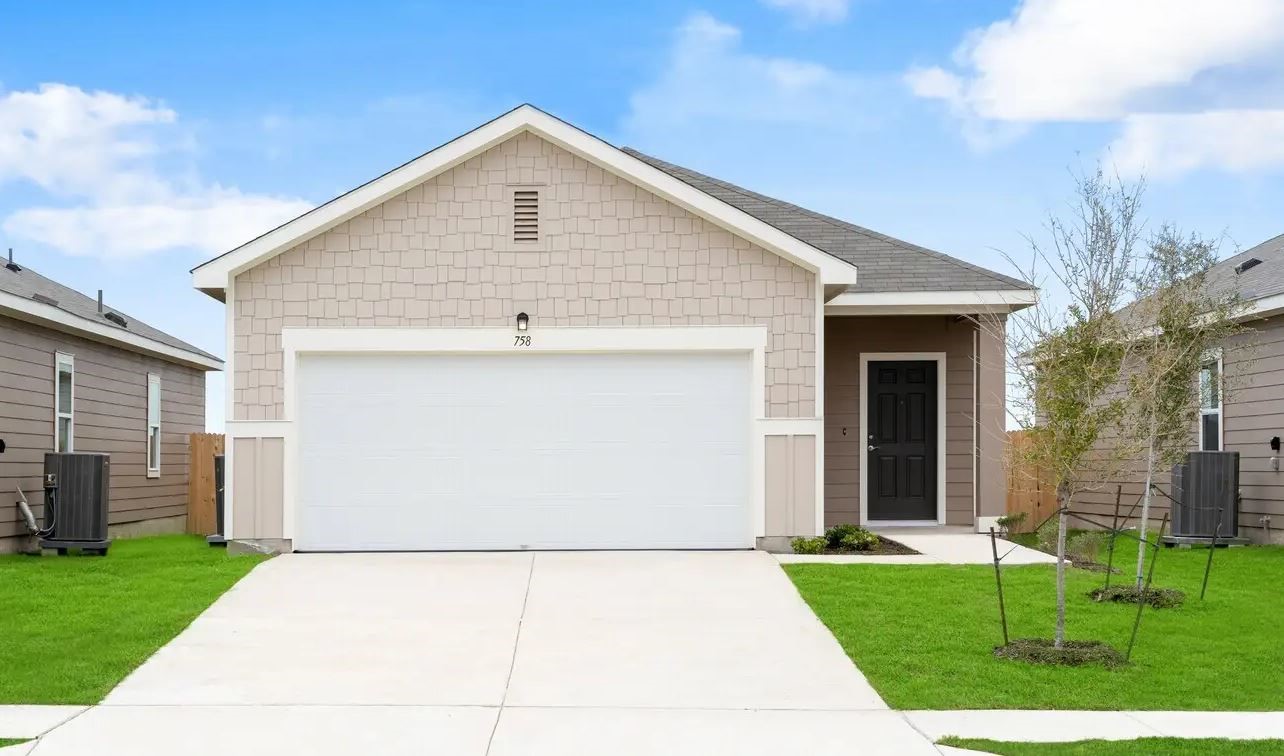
[187,433,225,535]
[1005,430,1058,533]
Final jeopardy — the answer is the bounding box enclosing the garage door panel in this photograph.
[296,352,751,551]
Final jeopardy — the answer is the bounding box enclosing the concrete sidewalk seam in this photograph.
[1121,711,1171,738]
[484,551,536,756]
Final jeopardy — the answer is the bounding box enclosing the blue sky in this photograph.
[3,0,1283,429]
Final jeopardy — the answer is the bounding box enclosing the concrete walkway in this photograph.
[906,710,1284,742]
[777,529,1056,565]
[17,551,941,756]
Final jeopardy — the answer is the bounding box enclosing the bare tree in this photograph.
[1126,226,1245,587]
[1003,166,1140,647]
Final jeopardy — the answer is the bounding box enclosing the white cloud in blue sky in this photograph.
[906,0,1284,176]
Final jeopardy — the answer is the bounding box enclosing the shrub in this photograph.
[839,529,880,551]
[995,512,1027,534]
[823,523,862,549]
[1067,531,1107,564]
[790,536,827,555]
[1035,517,1059,553]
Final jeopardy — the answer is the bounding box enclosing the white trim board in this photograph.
[858,352,948,526]
[826,289,1037,316]
[192,104,859,290]
[278,326,774,545]
[0,289,222,371]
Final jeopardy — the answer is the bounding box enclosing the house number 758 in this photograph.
[514,335,532,347]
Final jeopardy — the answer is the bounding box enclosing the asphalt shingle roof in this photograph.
[623,148,1032,294]
[1202,232,1284,304]
[0,261,220,363]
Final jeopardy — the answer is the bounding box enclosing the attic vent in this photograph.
[513,189,539,243]
[31,293,58,307]
[1235,257,1262,275]
[103,312,128,328]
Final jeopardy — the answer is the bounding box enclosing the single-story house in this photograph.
[1,258,223,553]
[191,104,1036,553]
[1073,233,1284,544]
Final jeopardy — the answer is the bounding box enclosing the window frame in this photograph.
[54,352,74,453]
[1198,350,1223,452]
[146,373,161,477]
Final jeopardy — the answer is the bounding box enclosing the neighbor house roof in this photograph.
[0,261,222,370]
[1204,232,1284,304]
[622,148,1032,295]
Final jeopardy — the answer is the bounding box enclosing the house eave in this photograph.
[191,104,859,292]
[0,289,223,371]
[825,289,1038,316]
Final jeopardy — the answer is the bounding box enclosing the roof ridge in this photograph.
[623,147,1029,290]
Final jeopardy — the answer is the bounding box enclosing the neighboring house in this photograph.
[1073,233,1284,544]
[190,104,1035,553]
[1,259,222,553]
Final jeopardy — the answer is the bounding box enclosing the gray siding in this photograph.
[0,314,206,548]
[824,315,1004,527]
[1072,313,1284,543]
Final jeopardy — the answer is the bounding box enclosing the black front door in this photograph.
[867,360,937,521]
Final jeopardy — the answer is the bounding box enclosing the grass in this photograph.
[0,535,266,704]
[0,739,30,748]
[784,545,1284,710]
[939,737,1284,755]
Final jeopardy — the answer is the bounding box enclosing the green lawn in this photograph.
[0,535,266,704]
[784,545,1284,710]
[940,737,1284,755]
[0,739,30,748]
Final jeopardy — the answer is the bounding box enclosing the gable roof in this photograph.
[0,262,221,370]
[192,104,860,292]
[622,149,1031,294]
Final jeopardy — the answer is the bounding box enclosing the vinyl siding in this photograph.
[1072,313,1284,543]
[824,315,1004,527]
[0,314,206,547]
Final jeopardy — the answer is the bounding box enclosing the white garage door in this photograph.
[295,352,751,551]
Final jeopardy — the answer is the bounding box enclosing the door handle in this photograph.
[868,445,879,451]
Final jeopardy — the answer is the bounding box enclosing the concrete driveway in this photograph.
[32,551,936,755]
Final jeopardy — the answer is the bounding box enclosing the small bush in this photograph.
[823,523,862,549]
[1068,531,1107,564]
[839,529,880,551]
[790,536,827,555]
[1089,584,1185,609]
[995,512,1027,534]
[1035,517,1059,553]
[994,638,1126,668]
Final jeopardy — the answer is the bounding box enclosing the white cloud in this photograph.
[762,0,849,25]
[910,0,1284,121]
[1111,109,1284,178]
[907,0,1284,176]
[0,83,310,259]
[624,12,874,137]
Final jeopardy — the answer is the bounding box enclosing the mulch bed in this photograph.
[1089,584,1186,608]
[817,536,920,556]
[994,638,1127,668]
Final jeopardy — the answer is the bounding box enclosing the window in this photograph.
[1198,354,1222,451]
[54,353,74,452]
[146,374,161,476]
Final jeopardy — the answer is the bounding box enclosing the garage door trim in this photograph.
[279,326,769,544]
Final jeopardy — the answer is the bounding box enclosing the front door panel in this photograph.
[867,360,937,521]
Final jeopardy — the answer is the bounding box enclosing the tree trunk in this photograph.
[1055,482,1069,648]
[1136,415,1159,589]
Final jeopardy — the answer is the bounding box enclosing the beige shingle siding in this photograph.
[233,132,817,420]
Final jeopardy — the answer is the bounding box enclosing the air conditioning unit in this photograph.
[1163,451,1248,547]
[41,452,111,555]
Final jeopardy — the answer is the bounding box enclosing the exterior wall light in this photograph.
[516,312,529,331]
